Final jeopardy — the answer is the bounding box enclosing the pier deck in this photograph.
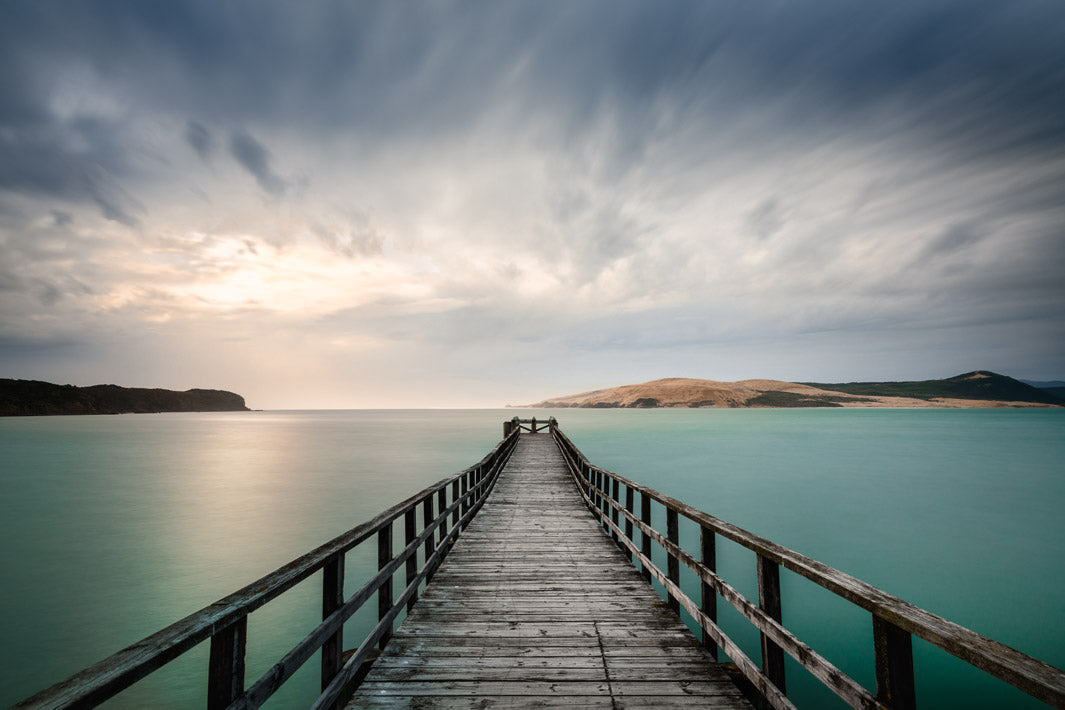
[346,434,751,708]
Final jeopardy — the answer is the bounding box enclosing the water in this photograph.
[1,408,1062,708]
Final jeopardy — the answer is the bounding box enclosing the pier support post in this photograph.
[640,494,652,583]
[874,615,916,710]
[611,478,620,544]
[378,525,393,649]
[321,553,345,691]
[624,486,634,562]
[757,555,786,695]
[666,509,680,613]
[207,617,246,710]
[700,526,718,660]
[422,498,435,581]
[405,509,418,611]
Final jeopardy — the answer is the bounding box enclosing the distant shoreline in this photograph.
[0,379,250,416]
[519,371,1063,410]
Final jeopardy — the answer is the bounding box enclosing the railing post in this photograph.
[874,615,916,710]
[422,497,435,580]
[598,471,609,532]
[378,524,393,649]
[405,508,417,611]
[700,525,718,660]
[624,486,634,562]
[207,617,247,710]
[451,480,459,529]
[591,468,600,514]
[610,478,620,543]
[666,508,680,613]
[531,416,537,433]
[587,464,596,508]
[757,554,786,695]
[460,472,470,528]
[437,488,448,536]
[321,553,345,691]
[640,493,652,583]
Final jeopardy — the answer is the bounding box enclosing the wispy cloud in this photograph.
[228,129,287,196]
[0,0,1063,406]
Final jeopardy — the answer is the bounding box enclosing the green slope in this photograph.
[0,379,250,416]
[803,371,1063,405]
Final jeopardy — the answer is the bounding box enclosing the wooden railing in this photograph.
[15,428,520,710]
[504,416,557,435]
[552,426,1065,710]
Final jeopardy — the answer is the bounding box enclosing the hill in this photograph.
[803,371,1063,405]
[523,372,1062,409]
[0,379,251,416]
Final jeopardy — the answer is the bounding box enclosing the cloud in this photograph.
[184,121,213,161]
[1,0,1063,403]
[227,129,287,196]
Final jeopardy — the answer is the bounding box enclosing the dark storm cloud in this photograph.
[227,129,287,196]
[184,121,213,161]
[1,0,1064,393]
[4,1,1063,167]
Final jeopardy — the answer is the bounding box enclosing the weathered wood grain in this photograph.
[345,434,751,709]
[554,426,1065,710]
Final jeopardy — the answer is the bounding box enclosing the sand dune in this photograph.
[524,377,1058,409]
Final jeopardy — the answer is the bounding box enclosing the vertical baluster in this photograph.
[422,497,435,580]
[610,478,620,543]
[874,615,916,710]
[591,466,598,514]
[437,488,448,538]
[404,508,417,611]
[378,523,393,649]
[207,617,247,710]
[757,555,786,695]
[700,526,717,660]
[598,472,609,531]
[321,554,345,691]
[624,486,634,562]
[666,508,680,613]
[451,480,460,529]
[640,494,652,583]
[591,469,600,515]
[460,472,470,529]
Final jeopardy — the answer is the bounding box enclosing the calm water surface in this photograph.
[1,408,1062,708]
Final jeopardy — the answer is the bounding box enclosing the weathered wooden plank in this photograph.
[348,697,615,709]
[347,697,752,709]
[552,428,1065,708]
[345,434,751,709]
[354,680,744,696]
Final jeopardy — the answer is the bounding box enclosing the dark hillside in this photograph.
[0,379,250,416]
[804,371,1063,405]
[1042,387,1065,402]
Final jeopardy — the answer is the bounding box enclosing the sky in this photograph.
[1,1,1064,408]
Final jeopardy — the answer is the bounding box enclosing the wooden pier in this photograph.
[14,419,1065,709]
[346,433,750,708]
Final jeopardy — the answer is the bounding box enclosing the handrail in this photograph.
[14,428,520,710]
[505,416,557,435]
[551,426,1065,710]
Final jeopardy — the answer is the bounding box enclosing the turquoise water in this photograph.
[1,409,1062,708]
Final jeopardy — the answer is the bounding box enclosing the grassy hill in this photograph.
[0,379,250,416]
[803,371,1062,405]
[523,371,1063,409]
